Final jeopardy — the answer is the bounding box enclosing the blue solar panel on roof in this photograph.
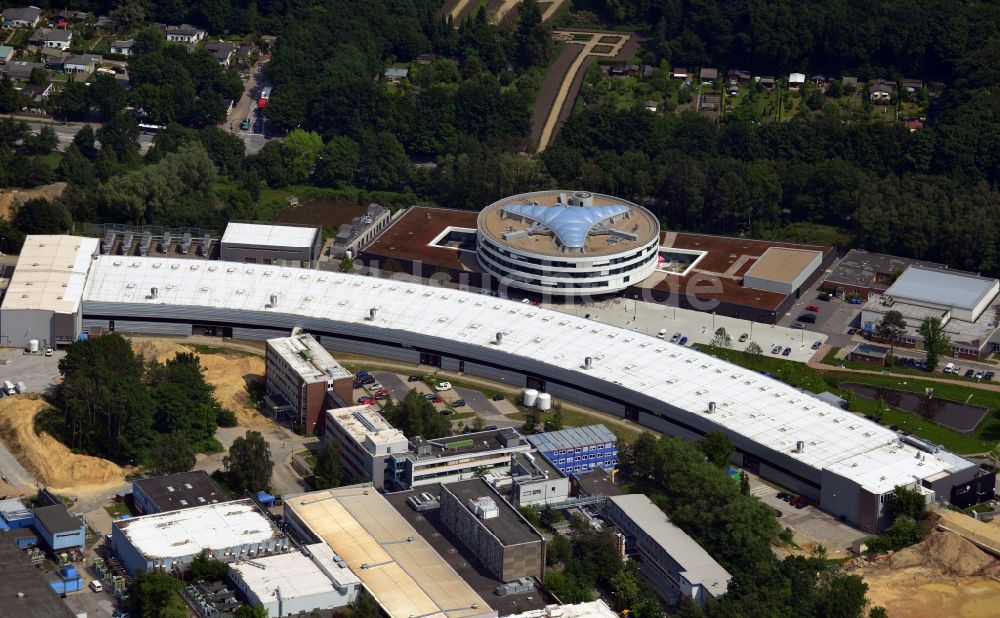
[502,203,630,248]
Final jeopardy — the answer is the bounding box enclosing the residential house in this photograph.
[811,74,827,86]
[415,53,436,65]
[54,9,89,22]
[165,24,205,43]
[841,76,858,91]
[30,28,73,50]
[869,83,893,103]
[95,15,113,30]
[63,53,100,74]
[383,67,408,84]
[1,60,44,82]
[905,118,924,132]
[699,67,718,84]
[642,65,654,79]
[788,72,805,90]
[644,100,658,113]
[670,67,690,80]
[727,68,751,84]
[0,45,14,64]
[40,48,68,70]
[758,76,775,90]
[19,82,52,101]
[204,40,236,67]
[109,39,134,55]
[902,78,923,93]
[2,6,43,28]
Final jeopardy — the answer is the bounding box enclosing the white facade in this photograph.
[510,453,569,506]
[325,405,409,488]
[229,543,361,617]
[476,191,660,297]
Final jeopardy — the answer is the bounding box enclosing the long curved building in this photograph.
[0,236,989,535]
[476,191,660,296]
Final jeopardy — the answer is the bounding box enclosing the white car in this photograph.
[44,348,53,357]
[435,382,452,392]
[368,383,383,391]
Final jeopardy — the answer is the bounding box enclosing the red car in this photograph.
[357,397,376,405]
[373,388,389,396]
[432,396,443,404]
[806,305,820,312]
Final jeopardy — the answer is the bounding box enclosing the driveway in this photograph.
[749,479,866,555]
[452,386,507,425]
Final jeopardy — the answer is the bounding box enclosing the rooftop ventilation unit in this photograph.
[583,356,592,370]
[367,307,377,321]
[795,441,805,453]
[494,332,502,345]
[121,231,133,255]
[269,293,278,308]
[150,287,158,299]
[180,232,192,255]
[139,231,152,256]
[707,401,716,414]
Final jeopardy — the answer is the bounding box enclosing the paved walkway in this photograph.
[807,351,1000,393]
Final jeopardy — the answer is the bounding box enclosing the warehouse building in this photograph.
[438,479,545,582]
[861,266,1000,359]
[220,221,322,267]
[0,235,99,348]
[132,470,225,514]
[391,428,532,490]
[283,486,495,618]
[76,250,988,532]
[821,249,945,299]
[741,247,824,295]
[229,543,362,617]
[605,494,730,607]
[324,405,409,489]
[526,425,618,476]
[0,497,35,530]
[111,499,287,576]
[265,332,353,433]
[32,504,85,552]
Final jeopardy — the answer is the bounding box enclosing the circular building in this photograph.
[476,190,660,296]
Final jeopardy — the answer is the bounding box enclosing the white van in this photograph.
[944,362,955,373]
[90,580,103,592]
[657,329,667,338]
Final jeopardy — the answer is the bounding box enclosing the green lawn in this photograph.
[702,346,1000,454]
[509,408,642,443]
[104,501,134,520]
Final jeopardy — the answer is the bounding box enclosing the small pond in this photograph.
[839,382,989,434]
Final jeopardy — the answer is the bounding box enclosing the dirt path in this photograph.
[0,182,67,220]
[541,0,571,20]
[88,35,103,51]
[535,31,632,152]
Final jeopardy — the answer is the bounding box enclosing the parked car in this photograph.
[798,314,816,324]
[657,329,667,338]
[357,397,375,405]
[847,328,857,335]
[368,383,383,391]
[811,340,822,350]
[435,382,452,391]
[965,369,976,378]
[407,375,420,382]
[375,393,388,400]
[492,394,505,401]
[432,396,443,403]
[453,399,466,408]
[45,348,53,357]
[771,345,783,354]
[738,333,748,342]
[678,336,688,345]
[806,305,820,312]
[791,322,805,329]
[975,370,985,379]
[985,371,995,381]
[424,393,437,400]
[818,292,831,301]
[670,332,682,343]
[373,388,389,396]
[441,410,452,416]
[774,508,783,518]
[848,297,862,304]
[484,425,498,431]
[782,347,792,356]
[776,492,789,500]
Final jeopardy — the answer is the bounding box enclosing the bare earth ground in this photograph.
[0,182,67,220]
[855,530,1000,617]
[132,338,272,429]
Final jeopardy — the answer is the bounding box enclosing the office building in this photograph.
[741,247,824,295]
[229,543,362,617]
[265,332,353,433]
[526,425,618,476]
[132,470,225,514]
[605,494,730,607]
[391,428,531,490]
[284,486,495,618]
[220,221,322,267]
[325,405,409,489]
[510,452,569,507]
[439,479,545,582]
[111,499,287,576]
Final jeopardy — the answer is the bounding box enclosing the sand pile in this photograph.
[0,396,127,490]
[132,339,272,428]
[890,531,994,576]
[0,182,67,220]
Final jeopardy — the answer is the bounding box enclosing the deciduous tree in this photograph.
[224,430,274,494]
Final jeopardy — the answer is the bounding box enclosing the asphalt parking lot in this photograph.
[749,480,866,555]
[63,587,116,617]
[0,348,65,395]
[452,386,508,425]
[372,371,412,399]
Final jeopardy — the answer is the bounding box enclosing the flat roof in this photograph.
[608,494,730,598]
[571,468,620,497]
[504,600,617,618]
[0,533,76,618]
[115,499,280,559]
[82,254,958,488]
[363,206,480,270]
[885,267,998,312]
[284,487,491,618]
[526,425,616,453]
[851,343,889,358]
[328,405,407,450]
[743,247,822,284]
[513,451,561,480]
[824,249,945,290]
[221,222,318,249]
[32,504,80,534]
[411,428,527,461]
[824,442,951,494]
[267,333,352,382]
[132,470,224,512]
[230,542,361,601]
[2,235,98,313]
[479,191,659,257]
[442,479,543,547]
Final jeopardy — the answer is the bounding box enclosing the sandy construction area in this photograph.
[0,396,128,491]
[857,530,1000,617]
[132,338,272,429]
[0,182,67,220]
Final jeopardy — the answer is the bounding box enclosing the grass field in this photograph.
[703,346,1000,454]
